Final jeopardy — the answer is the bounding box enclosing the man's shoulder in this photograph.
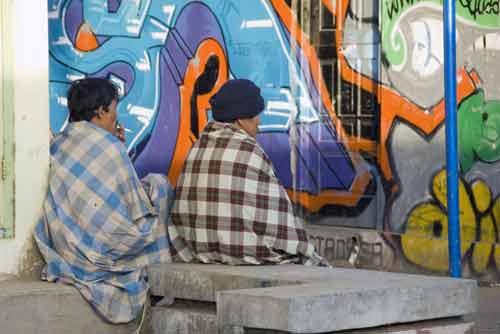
[50,123,128,163]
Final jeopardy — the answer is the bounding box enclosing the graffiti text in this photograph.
[459,0,499,19]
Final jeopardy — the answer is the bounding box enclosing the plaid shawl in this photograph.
[168,122,323,266]
[34,121,173,323]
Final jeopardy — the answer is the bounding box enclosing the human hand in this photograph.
[116,122,126,143]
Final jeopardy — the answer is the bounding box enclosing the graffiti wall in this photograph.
[48,0,500,280]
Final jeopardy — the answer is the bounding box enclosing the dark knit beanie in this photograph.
[209,79,265,122]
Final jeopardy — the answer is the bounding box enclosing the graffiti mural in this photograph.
[48,0,374,218]
[48,0,500,279]
[356,0,500,277]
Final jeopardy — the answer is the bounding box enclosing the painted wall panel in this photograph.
[48,0,500,280]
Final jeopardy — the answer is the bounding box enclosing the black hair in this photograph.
[67,78,118,122]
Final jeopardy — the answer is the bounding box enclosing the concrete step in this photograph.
[243,318,475,333]
[0,269,476,334]
[148,263,301,302]
[0,280,136,334]
[149,263,444,302]
[218,281,475,333]
[151,301,218,334]
[148,264,477,333]
[152,301,475,334]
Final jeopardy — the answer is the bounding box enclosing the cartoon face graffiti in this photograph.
[459,91,500,171]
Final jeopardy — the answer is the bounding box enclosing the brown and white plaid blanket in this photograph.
[168,121,324,266]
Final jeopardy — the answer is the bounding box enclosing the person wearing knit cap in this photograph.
[209,78,265,137]
[168,79,326,267]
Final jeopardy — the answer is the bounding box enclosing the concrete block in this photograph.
[151,305,474,334]
[148,264,301,302]
[151,301,218,334]
[241,318,475,333]
[217,279,477,333]
[0,280,136,334]
[148,264,476,300]
[149,264,477,333]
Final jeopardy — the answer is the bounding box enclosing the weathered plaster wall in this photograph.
[0,0,49,275]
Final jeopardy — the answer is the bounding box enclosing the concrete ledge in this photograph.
[148,264,441,302]
[218,280,476,333]
[0,266,478,334]
[148,264,301,302]
[151,302,474,334]
[152,301,218,334]
[241,318,475,333]
[149,264,477,333]
[0,280,136,334]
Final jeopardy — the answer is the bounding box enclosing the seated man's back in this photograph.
[168,79,323,266]
[35,78,173,323]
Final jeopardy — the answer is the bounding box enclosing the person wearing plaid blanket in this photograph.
[34,78,173,324]
[168,79,325,266]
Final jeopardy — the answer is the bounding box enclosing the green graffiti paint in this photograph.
[382,0,500,67]
[458,91,500,171]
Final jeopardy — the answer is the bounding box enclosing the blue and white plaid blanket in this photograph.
[35,121,173,323]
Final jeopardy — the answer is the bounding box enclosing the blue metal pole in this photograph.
[443,0,462,277]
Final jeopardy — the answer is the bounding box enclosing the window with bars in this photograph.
[308,0,379,145]
[274,0,381,148]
